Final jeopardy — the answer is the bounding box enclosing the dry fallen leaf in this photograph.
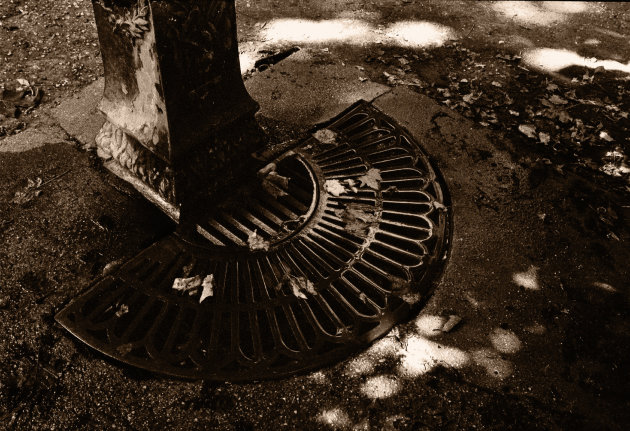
[248,230,270,251]
[539,132,551,145]
[557,110,572,123]
[181,262,194,277]
[262,171,290,198]
[116,343,133,356]
[313,128,339,145]
[548,94,568,105]
[402,292,421,304]
[199,274,214,303]
[357,168,382,190]
[103,259,123,276]
[335,203,378,236]
[288,275,317,299]
[433,201,447,211]
[115,304,129,318]
[324,179,347,197]
[518,124,537,139]
[344,178,359,193]
[258,163,290,198]
[276,272,317,299]
[172,275,203,295]
[546,83,559,92]
[172,273,215,302]
[599,131,614,142]
[337,203,378,223]
[16,78,31,89]
[441,315,462,333]
[11,177,43,205]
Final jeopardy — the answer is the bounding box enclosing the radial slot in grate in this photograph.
[56,101,451,380]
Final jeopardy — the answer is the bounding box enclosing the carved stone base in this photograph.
[96,120,179,219]
[95,118,266,224]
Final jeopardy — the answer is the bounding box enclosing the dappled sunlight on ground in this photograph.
[344,336,400,378]
[317,407,352,428]
[492,1,591,26]
[489,328,522,354]
[398,335,469,378]
[239,50,258,74]
[523,48,630,75]
[593,281,618,293]
[345,355,377,378]
[524,322,547,335]
[344,317,470,380]
[310,268,582,424]
[414,314,446,337]
[540,1,591,14]
[261,18,455,49]
[340,310,529,393]
[262,18,371,44]
[365,333,402,356]
[513,265,540,290]
[472,348,514,379]
[360,375,401,399]
[383,21,455,48]
[308,370,330,384]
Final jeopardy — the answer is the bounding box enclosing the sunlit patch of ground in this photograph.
[308,370,330,384]
[489,328,522,354]
[360,375,401,399]
[239,50,258,74]
[339,311,525,401]
[383,21,455,48]
[336,306,533,398]
[262,18,372,44]
[523,48,630,75]
[513,265,540,290]
[472,348,514,379]
[492,1,591,26]
[524,322,547,335]
[414,314,447,337]
[261,18,455,49]
[318,407,352,428]
[344,335,401,378]
[398,335,469,378]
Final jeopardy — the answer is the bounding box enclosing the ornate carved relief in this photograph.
[95,0,151,41]
[96,121,175,203]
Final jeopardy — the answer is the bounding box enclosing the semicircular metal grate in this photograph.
[56,101,451,381]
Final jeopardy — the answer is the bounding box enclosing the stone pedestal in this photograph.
[92,0,261,221]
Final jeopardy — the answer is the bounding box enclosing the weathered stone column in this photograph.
[92,0,261,222]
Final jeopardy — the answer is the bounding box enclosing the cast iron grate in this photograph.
[56,101,451,381]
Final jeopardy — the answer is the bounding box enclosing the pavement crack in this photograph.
[254,46,300,71]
